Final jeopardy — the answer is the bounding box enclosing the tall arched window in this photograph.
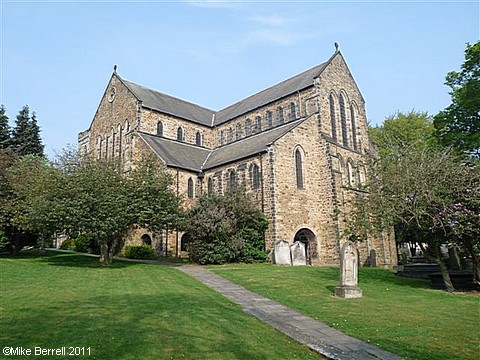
[249,163,261,190]
[195,131,202,146]
[207,177,214,195]
[235,123,242,140]
[227,170,236,192]
[177,127,184,142]
[289,102,296,121]
[277,107,284,124]
[220,130,225,145]
[266,111,273,129]
[329,94,337,141]
[340,93,348,147]
[295,148,304,190]
[255,116,262,133]
[187,178,194,198]
[157,121,163,136]
[347,160,355,186]
[350,104,358,151]
[245,118,252,136]
[227,128,233,142]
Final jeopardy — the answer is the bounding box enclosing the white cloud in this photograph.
[184,0,244,10]
[248,14,289,27]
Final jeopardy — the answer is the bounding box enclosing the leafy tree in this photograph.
[128,155,184,238]
[11,105,44,157]
[186,190,268,265]
[369,110,435,155]
[434,41,480,158]
[346,145,479,291]
[0,105,10,149]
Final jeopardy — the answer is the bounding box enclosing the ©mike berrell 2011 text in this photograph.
[3,346,91,356]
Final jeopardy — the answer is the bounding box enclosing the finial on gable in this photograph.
[113,64,118,74]
[334,42,339,52]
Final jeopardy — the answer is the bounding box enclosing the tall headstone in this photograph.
[335,240,363,298]
[291,241,307,266]
[369,249,377,267]
[274,240,292,266]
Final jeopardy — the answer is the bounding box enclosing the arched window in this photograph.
[289,102,296,121]
[235,123,242,140]
[227,170,236,192]
[347,160,356,186]
[295,148,304,190]
[329,94,337,141]
[220,130,225,145]
[177,127,184,142]
[195,131,202,146]
[157,121,163,136]
[181,233,191,252]
[350,104,358,151]
[187,178,194,198]
[340,93,348,147]
[277,107,284,124]
[255,116,262,133]
[207,177,214,195]
[245,118,252,137]
[266,111,273,129]
[141,234,152,246]
[249,164,261,190]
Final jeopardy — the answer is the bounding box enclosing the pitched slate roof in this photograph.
[120,59,329,128]
[137,132,211,173]
[136,119,305,172]
[122,79,215,127]
[203,119,305,170]
[213,62,328,125]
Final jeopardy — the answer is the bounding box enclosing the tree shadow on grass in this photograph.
[358,267,430,289]
[41,252,140,269]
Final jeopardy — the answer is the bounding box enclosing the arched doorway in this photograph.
[294,228,318,265]
[181,233,191,252]
[141,234,152,246]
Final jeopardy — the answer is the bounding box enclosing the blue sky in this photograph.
[1,1,478,158]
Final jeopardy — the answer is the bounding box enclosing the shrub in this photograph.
[124,245,156,260]
[186,190,268,265]
[60,239,76,251]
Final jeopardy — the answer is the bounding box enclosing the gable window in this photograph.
[340,93,348,147]
[255,116,262,133]
[187,178,194,199]
[329,94,337,141]
[249,163,261,190]
[295,148,304,190]
[177,127,184,142]
[245,118,252,137]
[266,111,273,129]
[157,121,163,136]
[277,107,284,125]
[195,131,202,146]
[289,102,296,121]
[350,104,358,151]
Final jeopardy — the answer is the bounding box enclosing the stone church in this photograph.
[78,49,397,268]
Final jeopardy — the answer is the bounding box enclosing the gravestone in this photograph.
[290,241,306,266]
[274,240,292,266]
[369,249,377,267]
[335,240,363,298]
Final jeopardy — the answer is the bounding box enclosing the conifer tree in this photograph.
[11,105,44,157]
[0,105,10,149]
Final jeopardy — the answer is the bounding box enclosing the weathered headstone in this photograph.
[335,240,363,298]
[274,240,292,266]
[290,241,306,266]
[369,249,377,267]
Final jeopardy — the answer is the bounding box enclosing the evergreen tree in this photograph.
[11,105,44,157]
[0,105,10,149]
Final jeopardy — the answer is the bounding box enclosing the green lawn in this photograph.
[0,251,323,360]
[210,264,480,360]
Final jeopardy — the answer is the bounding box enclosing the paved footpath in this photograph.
[178,265,405,360]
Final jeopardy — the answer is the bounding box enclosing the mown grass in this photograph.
[210,264,480,360]
[0,251,323,360]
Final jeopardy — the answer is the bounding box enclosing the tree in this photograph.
[186,190,268,265]
[128,155,184,238]
[0,105,10,149]
[11,105,44,157]
[434,41,480,158]
[346,145,479,291]
[369,110,435,155]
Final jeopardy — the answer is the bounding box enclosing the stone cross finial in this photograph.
[113,64,118,73]
[334,42,339,52]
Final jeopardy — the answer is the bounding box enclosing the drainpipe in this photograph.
[176,168,180,257]
[259,154,266,250]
